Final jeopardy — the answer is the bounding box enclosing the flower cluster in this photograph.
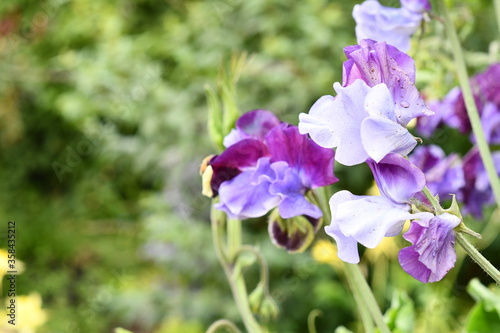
[202,109,338,252]
[353,0,430,52]
[415,63,500,218]
[417,63,500,144]
[299,39,462,283]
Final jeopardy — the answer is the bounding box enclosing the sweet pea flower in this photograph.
[343,39,433,126]
[400,0,431,13]
[325,190,432,263]
[353,1,427,52]
[399,213,461,283]
[204,110,337,220]
[299,79,417,166]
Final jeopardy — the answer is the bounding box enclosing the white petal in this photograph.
[364,83,397,122]
[298,95,337,148]
[361,117,417,162]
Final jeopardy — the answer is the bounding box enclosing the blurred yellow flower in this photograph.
[311,239,343,270]
[364,236,400,263]
[0,249,24,279]
[0,293,47,333]
[365,181,381,196]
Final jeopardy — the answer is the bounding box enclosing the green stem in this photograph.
[227,218,242,262]
[343,263,375,333]
[421,186,443,214]
[307,310,323,333]
[455,233,500,284]
[495,0,500,40]
[438,0,500,211]
[345,263,391,333]
[207,319,242,333]
[238,245,270,295]
[312,189,389,333]
[211,205,265,333]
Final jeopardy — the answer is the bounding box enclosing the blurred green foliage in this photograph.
[0,0,499,332]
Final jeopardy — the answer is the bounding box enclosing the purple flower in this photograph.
[460,148,500,218]
[352,1,424,52]
[416,88,462,136]
[475,63,500,108]
[400,0,431,13]
[367,153,426,204]
[417,63,500,139]
[223,109,281,147]
[409,145,464,202]
[215,157,286,219]
[208,139,269,196]
[209,110,337,220]
[342,39,433,126]
[299,80,418,166]
[399,213,461,283]
[325,190,432,263]
[475,102,500,145]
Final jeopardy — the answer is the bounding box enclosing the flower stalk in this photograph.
[455,233,500,284]
[312,189,390,333]
[210,204,265,333]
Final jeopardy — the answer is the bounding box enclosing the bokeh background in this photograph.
[0,0,499,332]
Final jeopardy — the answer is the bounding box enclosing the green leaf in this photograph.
[466,278,500,332]
[384,290,415,333]
[114,328,134,333]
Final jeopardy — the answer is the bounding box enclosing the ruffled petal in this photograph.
[324,190,361,263]
[269,167,322,219]
[330,81,372,166]
[209,139,269,195]
[265,124,337,188]
[223,109,280,147]
[214,157,281,219]
[364,83,398,122]
[333,191,432,249]
[343,39,432,126]
[399,213,461,283]
[367,154,426,203]
[352,2,421,52]
[361,116,417,162]
[298,95,338,148]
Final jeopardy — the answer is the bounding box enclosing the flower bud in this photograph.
[268,208,321,253]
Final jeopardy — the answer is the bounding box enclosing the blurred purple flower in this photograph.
[325,190,432,263]
[352,1,425,53]
[400,0,431,13]
[417,63,500,140]
[299,80,418,166]
[409,145,464,202]
[475,63,500,108]
[342,39,433,126]
[460,147,500,218]
[399,213,461,283]
[474,102,500,145]
[209,110,337,220]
